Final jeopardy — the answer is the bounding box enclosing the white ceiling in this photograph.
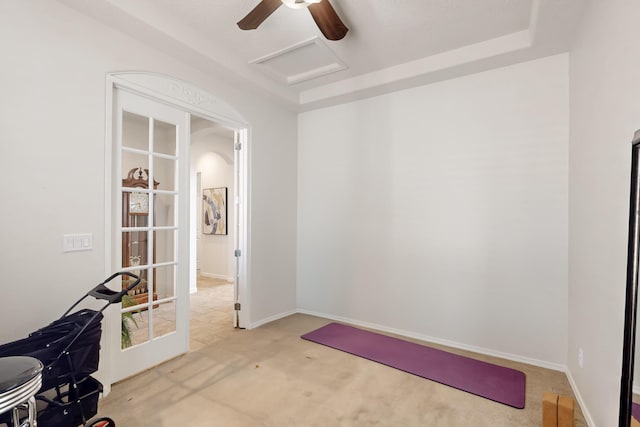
[58,0,586,111]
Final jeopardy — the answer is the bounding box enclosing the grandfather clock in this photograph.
[122,167,159,306]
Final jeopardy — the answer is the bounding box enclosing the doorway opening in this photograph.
[189,116,238,349]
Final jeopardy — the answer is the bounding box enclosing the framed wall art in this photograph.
[202,187,227,235]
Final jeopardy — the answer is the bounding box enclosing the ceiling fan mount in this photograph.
[281,0,321,10]
[237,0,349,41]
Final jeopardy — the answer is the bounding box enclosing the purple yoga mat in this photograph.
[301,323,526,409]
[633,402,640,421]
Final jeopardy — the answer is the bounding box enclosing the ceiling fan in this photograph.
[237,0,349,41]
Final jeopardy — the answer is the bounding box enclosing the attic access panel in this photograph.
[249,37,347,85]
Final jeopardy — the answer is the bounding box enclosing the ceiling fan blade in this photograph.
[307,0,349,41]
[237,0,283,30]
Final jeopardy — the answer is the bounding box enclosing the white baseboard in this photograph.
[565,368,596,427]
[249,309,297,329]
[296,309,566,372]
[199,272,233,282]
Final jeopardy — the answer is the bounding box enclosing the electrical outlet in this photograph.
[578,348,584,368]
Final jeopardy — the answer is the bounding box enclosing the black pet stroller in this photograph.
[0,272,141,427]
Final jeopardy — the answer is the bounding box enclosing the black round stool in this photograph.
[0,356,43,427]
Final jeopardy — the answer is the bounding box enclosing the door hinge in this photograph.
[234,302,241,311]
[234,249,241,257]
[235,142,242,151]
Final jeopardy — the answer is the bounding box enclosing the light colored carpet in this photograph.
[96,277,587,426]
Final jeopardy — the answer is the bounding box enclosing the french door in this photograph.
[111,88,190,382]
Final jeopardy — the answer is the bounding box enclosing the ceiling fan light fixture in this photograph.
[238,0,348,41]
[281,0,321,10]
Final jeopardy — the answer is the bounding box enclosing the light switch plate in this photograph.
[63,233,93,252]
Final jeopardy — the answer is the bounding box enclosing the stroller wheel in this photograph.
[86,417,116,427]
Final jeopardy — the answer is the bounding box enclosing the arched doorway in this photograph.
[103,72,250,391]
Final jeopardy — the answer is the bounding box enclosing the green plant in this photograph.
[121,294,139,348]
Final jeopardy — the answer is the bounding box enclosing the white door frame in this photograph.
[103,72,251,394]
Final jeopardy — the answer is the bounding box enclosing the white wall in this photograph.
[568,1,640,425]
[298,54,569,366]
[191,132,235,282]
[0,1,297,344]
